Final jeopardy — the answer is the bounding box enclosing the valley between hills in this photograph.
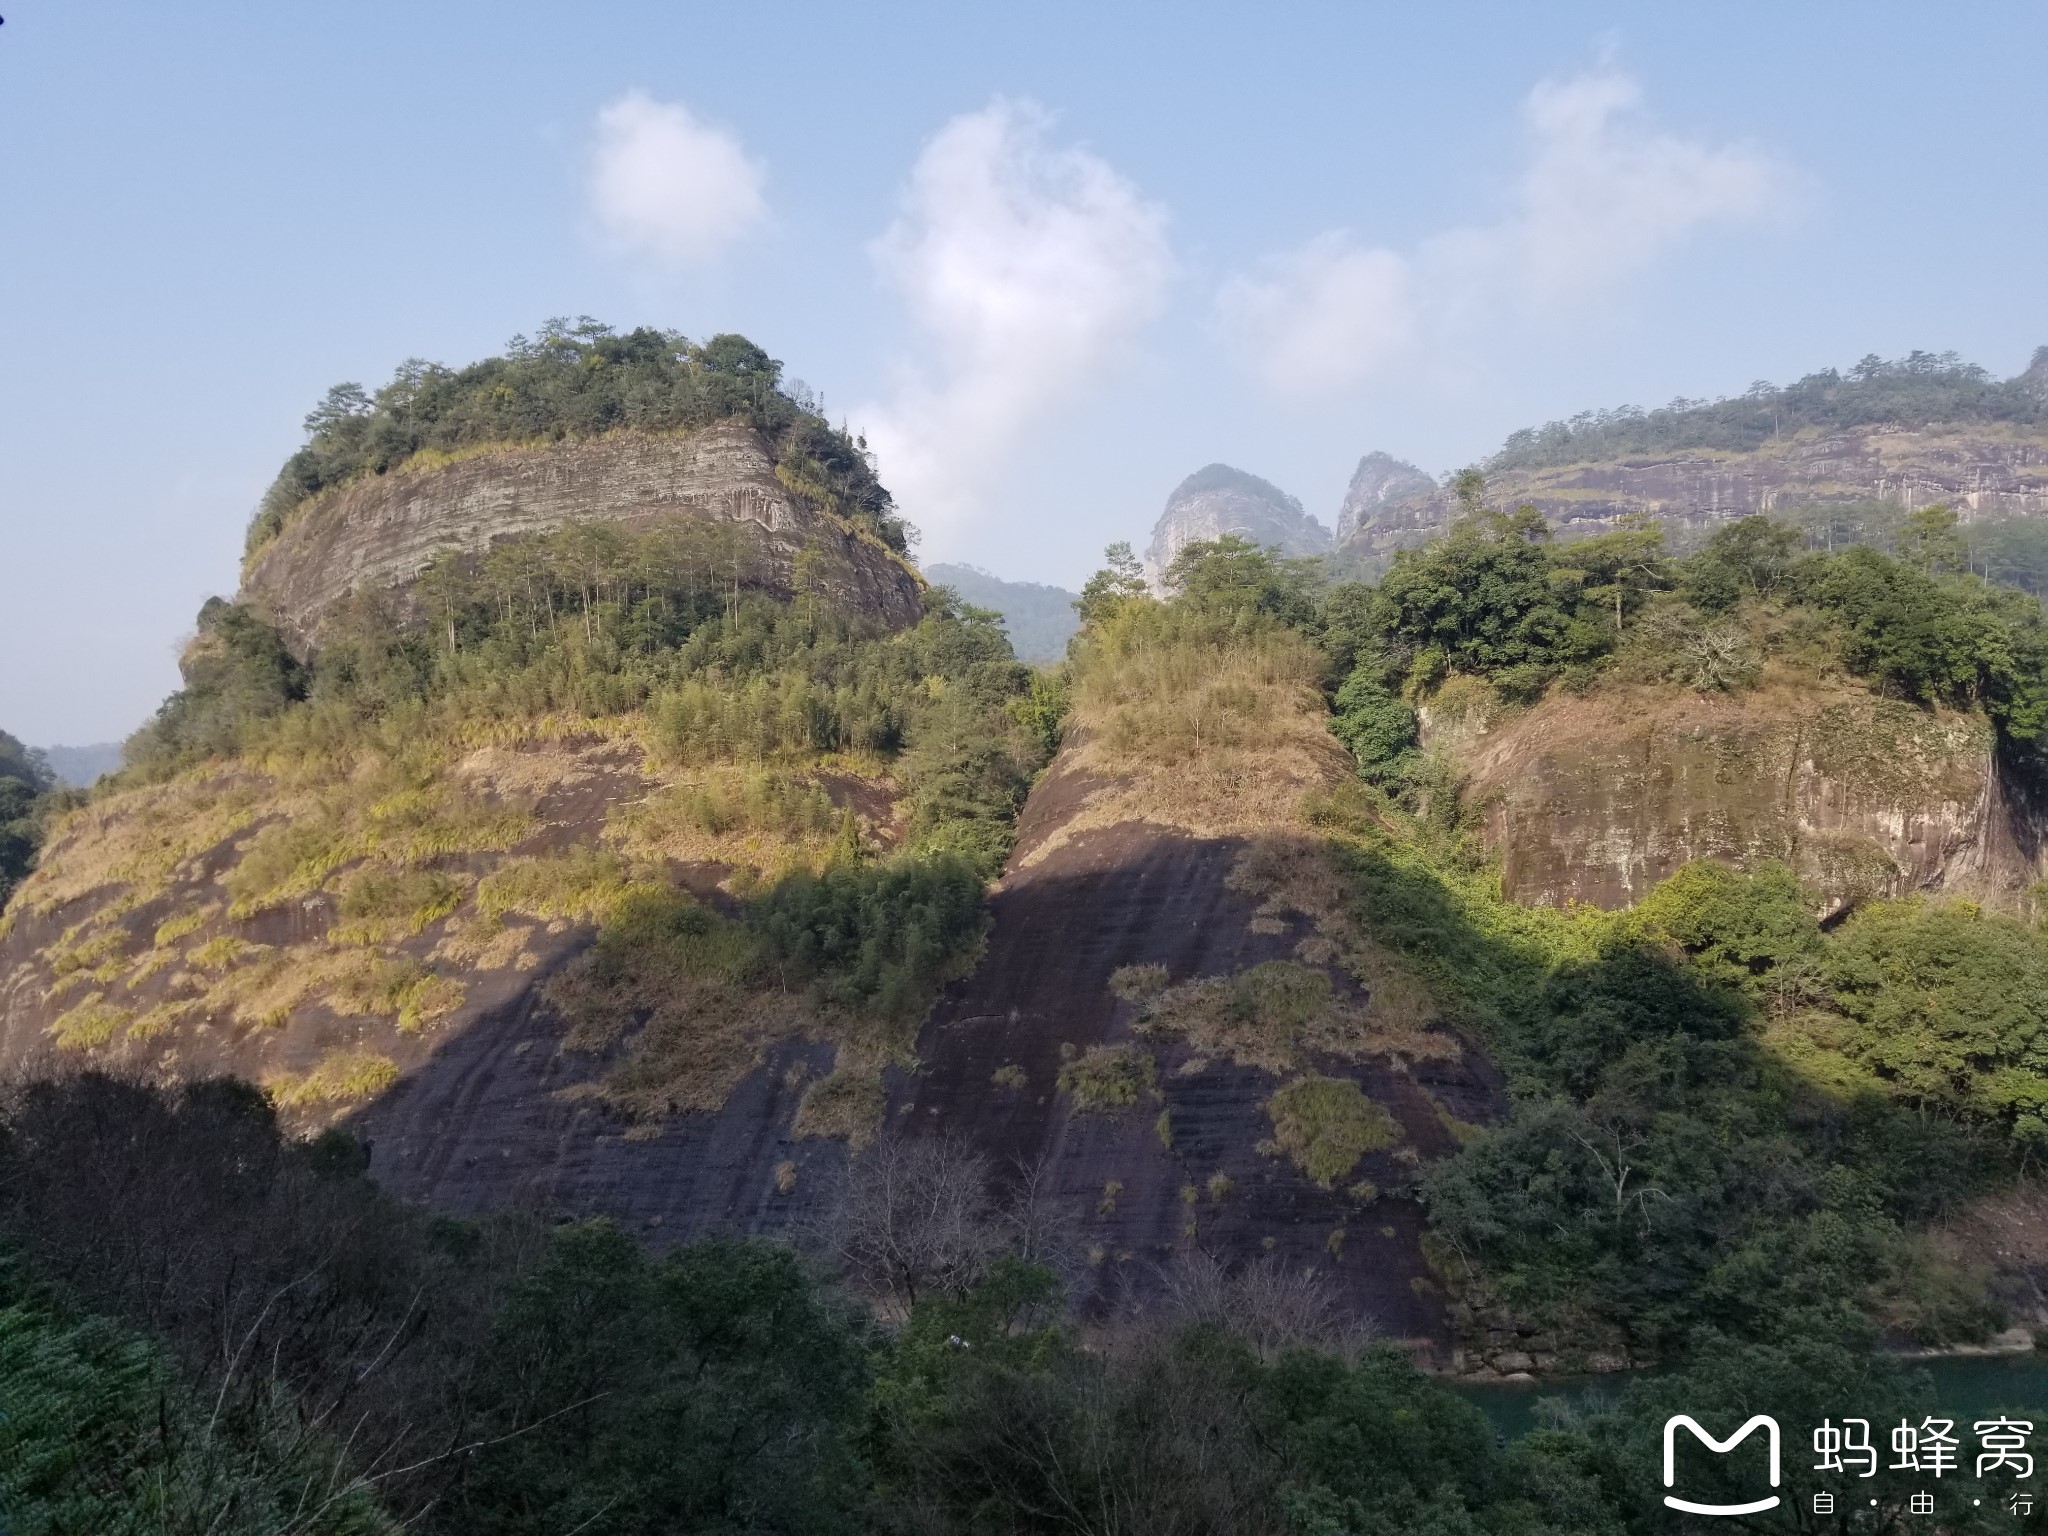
[8,328,2048,1531]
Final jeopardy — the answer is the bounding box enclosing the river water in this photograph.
[1454,1354,2048,1440]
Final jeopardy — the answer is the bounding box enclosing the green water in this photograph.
[1454,1354,2048,1440]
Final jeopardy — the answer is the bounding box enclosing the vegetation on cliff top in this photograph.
[244,319,907,559]
[1490,345,2048,471]
[1328,493,2048,795]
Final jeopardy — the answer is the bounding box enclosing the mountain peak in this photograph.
[1334,452,1437,544]
[1143,463,1329,586]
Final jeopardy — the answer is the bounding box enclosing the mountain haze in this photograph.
[922,562,1079,662]
[1142,463,1330,587]
[1339,348,2048,571]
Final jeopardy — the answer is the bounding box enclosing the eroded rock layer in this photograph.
[1435,682,2043,910]
[241,423,923,647]
[1341,425,2048,563]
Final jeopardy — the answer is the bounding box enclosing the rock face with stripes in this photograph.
[1336,425,2048,567]
[240,422,924,650]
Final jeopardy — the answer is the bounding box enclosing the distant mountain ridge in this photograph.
[923,563,1079,662]
[1142,463,1330,588]
[38,743,123,788]
[1337,347,2048,570]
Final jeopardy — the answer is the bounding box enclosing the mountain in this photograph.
[242,423,922,649]
[1338,348,2048,569]
[38,742,123,787]
[1142,463,1330,587]
[1333,450,1437,545]
[923,562,1079,662]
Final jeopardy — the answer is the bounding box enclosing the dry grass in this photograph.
[1226,834,1450,1054]
[266,1049,400,1109]
[1133,956,1458,1075]
[47,994,132,1052]
[14,775,268,917]
[1017,614,1346,868]
[607,764,860,875]
[332,865,470,944]
[477,848,642,922]
[152,904,217,948]
[1264,1073,1400,1188]
[1056,1042,1159,1114]
[432,913,537,971]
[793,1062,888,1147]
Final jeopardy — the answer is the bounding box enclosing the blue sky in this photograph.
[3,1,2045,744]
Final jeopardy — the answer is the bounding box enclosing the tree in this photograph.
[1895,502,1968,574]
[830,1136,1003,1312]
[1074,541,1149,628]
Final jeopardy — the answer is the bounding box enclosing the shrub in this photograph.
[1057,1043,1158,1114]
[1265,1073,1399,1188]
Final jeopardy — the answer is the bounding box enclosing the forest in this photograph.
[1489,347,2048,471]
[12,494,2048,1531]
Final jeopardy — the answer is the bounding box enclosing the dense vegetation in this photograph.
[245,320,906,557]
[131,518,1042,871]
[922,562,1081,663]
[1491,346,2048,471]
[0,729,56,908]
[1328,494,2048,757]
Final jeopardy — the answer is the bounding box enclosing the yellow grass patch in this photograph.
[267,1049,400,1109]
[1017,612,1346,868]
[47,993,132,1052]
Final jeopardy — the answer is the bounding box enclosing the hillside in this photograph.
[1338,348,2048,577]
[922,562,1080,662]
[15,482,2048,1527]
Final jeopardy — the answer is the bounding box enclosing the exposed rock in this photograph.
[1334,451,1437,545]
[1339,424,2048,565]
[1431,680,2045,910]
[1143,464,1330,589]
[240,423,923,650]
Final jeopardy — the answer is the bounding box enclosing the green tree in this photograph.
[1074,540,1150,628]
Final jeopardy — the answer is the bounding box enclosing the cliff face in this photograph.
[241,423,923,648]
[1429,680,2045,911]
[1339,425,2048,563]
[1334,452,1436,545]
[1143,464,1330,587]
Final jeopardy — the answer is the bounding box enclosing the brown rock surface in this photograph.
[240,423,923,648]
[1436,681,2045,910]
[347,753,1503,1353]
[1341,424,2048,563]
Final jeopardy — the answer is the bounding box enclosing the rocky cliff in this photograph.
[1334,451,1437,545]
[1143,464,1331,588]
[1427,678,2046,912]
[1339,424,2048,566]
[241,423,924,648]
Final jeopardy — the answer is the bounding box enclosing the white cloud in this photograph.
[858,99,1172,542]
[1218,234,1414,395]
[1510,69,1782,303]
[1223,67,1791,394]
[588,91,766,268]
